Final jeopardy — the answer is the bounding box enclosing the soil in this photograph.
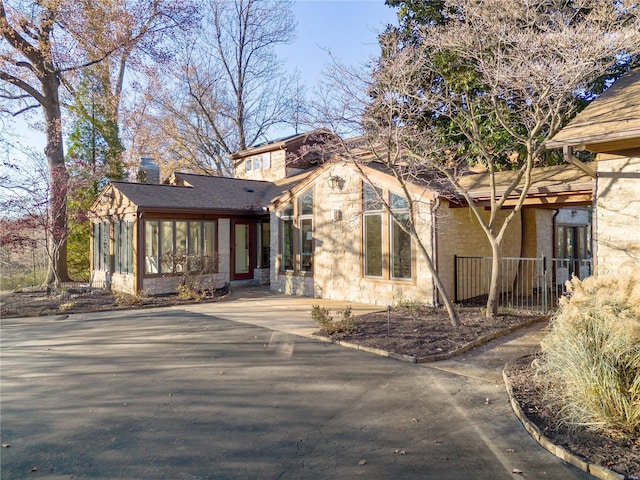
[0,285,229,319]
[505,356,640,480]
[2,291,638,478]
[324,305,541,359]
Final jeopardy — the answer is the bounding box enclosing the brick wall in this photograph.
[436,203,523,300]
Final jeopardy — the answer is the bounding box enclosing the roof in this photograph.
[268,158,592,209]
[230,128,334,160]
[546,68,640,152]
[456,164,593,207]
[109,173,302,214]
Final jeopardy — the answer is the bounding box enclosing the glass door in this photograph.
[233,222,253,280]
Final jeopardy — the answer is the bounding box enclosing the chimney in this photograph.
[137,157,160,184]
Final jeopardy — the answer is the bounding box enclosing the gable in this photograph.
[546,68,640,153]
[92,173,300,217]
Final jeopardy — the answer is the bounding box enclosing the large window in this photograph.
[93,221,110,271]
[390,192,412,280]
[363,183,384,277]
[114,220,134,274]
[145,220,217,275]
[362,183,413,281]
[279,189,314,274]
[281,205,295,271]
[299,190,314,272]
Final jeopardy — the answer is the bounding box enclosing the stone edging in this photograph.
[502,364,625,480]
[325,315,549,364]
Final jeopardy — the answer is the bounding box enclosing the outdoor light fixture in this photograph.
[328,174,343,190]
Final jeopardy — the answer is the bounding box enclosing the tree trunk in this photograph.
[486,240,501,318]
[414,233,459,327]
[42,71,72,287]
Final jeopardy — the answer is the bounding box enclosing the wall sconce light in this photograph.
[328,174,344,191]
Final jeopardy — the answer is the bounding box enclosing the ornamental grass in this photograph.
[535,268,640,443]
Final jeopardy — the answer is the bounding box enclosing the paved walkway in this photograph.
[1,287,589,479]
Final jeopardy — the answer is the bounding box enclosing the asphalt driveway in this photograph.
[1,296,590,479]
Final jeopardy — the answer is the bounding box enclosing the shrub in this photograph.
[115,290,144,307]
[311,305,355,335]
[177,280,205,301]
[535,271,640,442]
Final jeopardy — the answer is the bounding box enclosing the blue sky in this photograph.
[280,1,397,85]
[7,1,398,161]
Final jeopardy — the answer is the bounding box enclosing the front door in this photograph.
[233,221,254,280]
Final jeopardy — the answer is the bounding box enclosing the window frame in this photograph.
[361,182,414,282]
[144,219,218,276]
[278,188,314,275]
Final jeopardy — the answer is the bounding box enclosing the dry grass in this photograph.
[535,268,640,443]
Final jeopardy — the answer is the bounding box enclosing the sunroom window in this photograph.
[145,220,217,275]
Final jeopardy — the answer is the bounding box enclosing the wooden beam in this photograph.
[563,146,596,178]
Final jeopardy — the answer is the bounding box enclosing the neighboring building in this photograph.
[547,67,640,274]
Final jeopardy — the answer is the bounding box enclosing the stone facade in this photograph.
[271,163,437,307]
[595,156,640,274]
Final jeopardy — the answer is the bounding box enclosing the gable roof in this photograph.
[546,68,640,152]
[108,172,302,215]
[229,128,334,160]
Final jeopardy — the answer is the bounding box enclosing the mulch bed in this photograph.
[0,286,228,318]
[505,356,640,480]
[325,305,542,359]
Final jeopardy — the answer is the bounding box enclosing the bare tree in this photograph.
[0,0,192,286]
[317,0,640,319]
[140,0,298,176]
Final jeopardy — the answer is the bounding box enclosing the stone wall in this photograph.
[270,163,436,306]
[595,155,640,274]
[235,150,288,182]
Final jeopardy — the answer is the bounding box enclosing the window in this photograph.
[391,213,412,279]
[145,221,159,274]
[246,158,253,171]
[114,220,134,274]
[253,156,261,170]
[364,215,383,276]
[363,183,383,277]
[279,189,314,274]
[281,205,295,271]
[262,153,271,170]
[145,220,217,275]
[299,190,314,272]
[362,183,413,281]
[93,221,110,271]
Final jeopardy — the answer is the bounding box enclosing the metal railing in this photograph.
[454,255,592,313]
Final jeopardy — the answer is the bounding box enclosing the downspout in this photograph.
[136,211,143,294]
[431,195,441,307]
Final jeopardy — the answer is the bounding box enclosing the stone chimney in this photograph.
[137,157,160,184]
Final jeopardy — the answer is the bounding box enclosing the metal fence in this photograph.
[454,255,592,313]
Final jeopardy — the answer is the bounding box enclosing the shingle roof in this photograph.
[111,173,302,214]
[546,68,640,150]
